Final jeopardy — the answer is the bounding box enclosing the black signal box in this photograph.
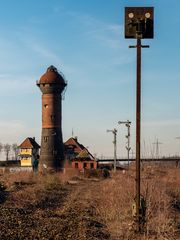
[125,7,154,39]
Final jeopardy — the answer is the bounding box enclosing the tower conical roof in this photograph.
[39,65,66,85]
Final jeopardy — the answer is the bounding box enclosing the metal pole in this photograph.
[127,124,130,167]
[118,120,131,168]
[113,129,117,172]
[136,38,141,231]
[107,129,117,172]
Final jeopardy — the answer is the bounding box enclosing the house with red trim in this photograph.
[64,137,97,170]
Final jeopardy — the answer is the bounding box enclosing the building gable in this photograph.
[19,138,40,149]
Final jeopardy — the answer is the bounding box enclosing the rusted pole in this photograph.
[113,129,117,172]
[127,122,131,168]
[136,38,141,231]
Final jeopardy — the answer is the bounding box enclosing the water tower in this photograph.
[37,65,67,171]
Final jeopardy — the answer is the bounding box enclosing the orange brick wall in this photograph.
[42,94,61,128]
[72,160,97,170]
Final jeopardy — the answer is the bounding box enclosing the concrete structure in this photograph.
[18,137,40,168]
[64,137,97,170]
[37,66,67,171]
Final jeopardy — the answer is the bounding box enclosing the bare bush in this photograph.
[95,166,180,240]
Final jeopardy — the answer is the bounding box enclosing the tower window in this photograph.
[51,115,55,121]
[53,150,57,155]
[44,136,48,142]
[44,104,48,108]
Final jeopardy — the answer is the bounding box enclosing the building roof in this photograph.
[39,65,66,85]
[64,137,95,160]
[64,137,85,154]
[76,148,94,160]
[19,138,40,149]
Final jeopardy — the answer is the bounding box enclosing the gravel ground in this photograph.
[0,179,110,240]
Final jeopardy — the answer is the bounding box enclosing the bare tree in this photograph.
[4,144,11,161]
[0,142,3,154]
[12,143,19,160]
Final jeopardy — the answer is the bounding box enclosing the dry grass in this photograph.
[0,171,74,208]
[0,170,110,240]
[95,165,180,240]
[0,166,179,239]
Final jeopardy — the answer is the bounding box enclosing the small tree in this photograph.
[4,144,11,161]
[12,143,19,160]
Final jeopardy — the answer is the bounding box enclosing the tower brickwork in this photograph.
[37,66,67,171]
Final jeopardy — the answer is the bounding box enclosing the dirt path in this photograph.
[0,179,110,240]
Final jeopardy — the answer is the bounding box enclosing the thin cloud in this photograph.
[0,119,40,159]
[55,7,127,51]
[0,74,35,96]
[29,43,62,64]
[0,120,31,143]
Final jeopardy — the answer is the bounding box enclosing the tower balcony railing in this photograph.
[36,80,40,85]
[36,79,68,86]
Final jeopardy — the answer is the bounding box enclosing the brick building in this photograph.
[64,137,97,170]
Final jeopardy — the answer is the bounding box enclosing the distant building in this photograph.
[64,137,97,170]
[18,137,40,168]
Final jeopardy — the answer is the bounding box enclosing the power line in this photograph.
[152,138,163,159]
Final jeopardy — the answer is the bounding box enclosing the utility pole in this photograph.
[107,129,117,172]
[153,138,163,159]
[125,7,154,232]
[118,120,131,167]
[175,137,180,167]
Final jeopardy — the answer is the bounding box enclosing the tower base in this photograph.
[38,128,65,172]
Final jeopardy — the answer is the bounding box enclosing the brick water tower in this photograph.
[37,65,67,171]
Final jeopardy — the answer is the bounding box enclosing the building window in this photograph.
[90,163,94,169]
[75,162,78,168]
[44,136,48,142]
[44,104,48,108]
[83,162,87,169]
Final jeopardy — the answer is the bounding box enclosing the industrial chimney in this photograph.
[37,65,67,171]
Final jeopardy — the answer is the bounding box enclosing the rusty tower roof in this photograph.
[39,65,66,85]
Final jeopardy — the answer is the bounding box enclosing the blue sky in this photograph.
[0,0,180,158]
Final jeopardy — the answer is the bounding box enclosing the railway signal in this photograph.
[118,120,131,167]
[107,129,117,172]
[124,7,154,232]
